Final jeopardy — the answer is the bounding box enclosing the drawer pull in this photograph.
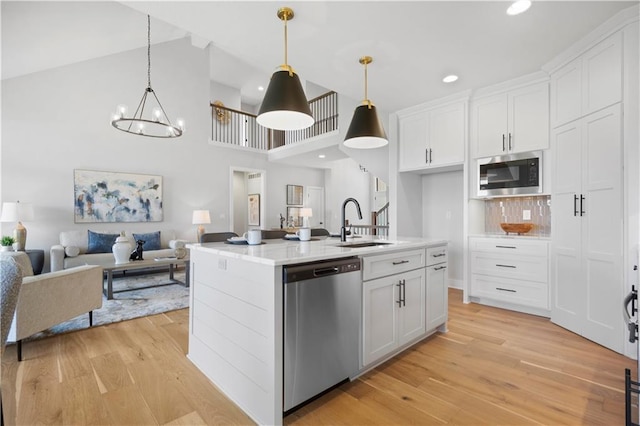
[431,253,446,258]
[392,260,410,265]
[496,264,516,269]
[495,245,517,249]
[434,266,447,271]
[496,287,517,293]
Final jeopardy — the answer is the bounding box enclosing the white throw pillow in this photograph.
[65,246,81,257]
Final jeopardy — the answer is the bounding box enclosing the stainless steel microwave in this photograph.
[478,151,542,197]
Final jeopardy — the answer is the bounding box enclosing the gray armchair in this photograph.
[1,252,103,361]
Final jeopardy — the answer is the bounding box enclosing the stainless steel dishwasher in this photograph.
[283,256,361,413]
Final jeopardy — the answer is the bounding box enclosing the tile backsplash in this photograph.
[484,195,551,237]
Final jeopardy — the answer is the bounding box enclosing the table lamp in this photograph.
[299,207,312,229]
[0,201,34,251]
[192,210,211,242]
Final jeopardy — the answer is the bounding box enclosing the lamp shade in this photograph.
[192,210,211,225]
[299,208,312,217]
[257,69,314,131]
[343,103,388,149]
[0,202,34,222]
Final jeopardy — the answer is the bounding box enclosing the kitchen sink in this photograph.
[336,241,393,248]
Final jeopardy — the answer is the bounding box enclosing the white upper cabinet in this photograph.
[471,81,549,158]
[398,100,465,172]
[550,31,622,128]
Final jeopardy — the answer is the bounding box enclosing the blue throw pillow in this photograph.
[86,230,119,254]
[132,231,161,250]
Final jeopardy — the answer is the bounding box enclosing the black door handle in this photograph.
[574,194,579,216]
[502,134,506,151]
[580,194,585,216]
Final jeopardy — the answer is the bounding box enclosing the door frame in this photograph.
[229,166,266,234]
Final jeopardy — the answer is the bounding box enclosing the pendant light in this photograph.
[257,7,314,131]
[344,56,388,149]
[111,15,184,138]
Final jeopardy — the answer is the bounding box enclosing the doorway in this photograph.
[230,167,266,235]
[305,186,325,228]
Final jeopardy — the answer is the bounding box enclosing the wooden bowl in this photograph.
[500,223,534,235]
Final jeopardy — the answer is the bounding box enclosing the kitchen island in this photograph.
[186,236,447,425]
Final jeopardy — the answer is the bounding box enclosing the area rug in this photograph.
[26,270,189,341]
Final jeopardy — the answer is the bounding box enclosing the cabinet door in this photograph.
[551,120,584,333]
[582,31,622,117]
[426,264,447,331]
[551,57,582,127]
[471,94,508,158]
[428,102,465,167]
[508,82,549,153]
[397,268,426,346]
[399,111,428,170]
[362,277,398,366]
[581,105,623,353]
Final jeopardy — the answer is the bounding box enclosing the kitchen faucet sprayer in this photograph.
[341,198,362,242]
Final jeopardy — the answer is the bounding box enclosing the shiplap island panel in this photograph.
[186,237,447,425]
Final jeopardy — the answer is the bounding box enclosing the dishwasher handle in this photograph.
[314,267,340,277]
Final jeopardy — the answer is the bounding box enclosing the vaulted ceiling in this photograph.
[3,1,635,113]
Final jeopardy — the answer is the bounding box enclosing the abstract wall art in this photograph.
[73,169,163,223]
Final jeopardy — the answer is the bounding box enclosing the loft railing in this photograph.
[270,91,339,148]
[210,91,338,151]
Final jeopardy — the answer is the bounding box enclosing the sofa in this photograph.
[50,229,186,272]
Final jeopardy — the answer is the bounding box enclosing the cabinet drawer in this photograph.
[363,249,426,281]
[426,245,447,266]
[471,251,548,283]
[470,237,548,257]
[470,274,549,310]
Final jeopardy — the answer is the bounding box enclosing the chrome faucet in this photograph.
[341,198,363,242]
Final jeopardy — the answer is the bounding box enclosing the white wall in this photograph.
[324,158,371,233]
[210,81,241,110]
[1,37,325,271]
[422,171,464,288]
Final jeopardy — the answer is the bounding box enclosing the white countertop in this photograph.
[186,236,447,266]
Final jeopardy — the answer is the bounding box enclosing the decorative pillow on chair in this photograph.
[86,231,119,254]
[132,231,161,250]
[64,246,81,257]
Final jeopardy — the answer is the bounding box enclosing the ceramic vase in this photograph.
[112,236,131,264]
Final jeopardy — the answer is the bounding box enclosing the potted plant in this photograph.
[1,235,15,252]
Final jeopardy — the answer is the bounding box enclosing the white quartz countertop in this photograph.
[186,236,447,266]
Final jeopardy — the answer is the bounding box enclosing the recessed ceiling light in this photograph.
[258,86,264,91]
[318,154,326,159]
[443,75,458,83]
[507,0,531,16]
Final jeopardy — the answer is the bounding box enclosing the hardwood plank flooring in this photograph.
[1,289,636,425]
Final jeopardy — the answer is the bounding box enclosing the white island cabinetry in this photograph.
[187,237,447,426]
[361,243,448,368]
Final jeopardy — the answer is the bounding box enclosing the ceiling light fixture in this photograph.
[111,15,184,138]
[257,7,314,131]
[344,56,388,149]
[443,74,459,83]
[318,154,326,159]
[507,0,532,16]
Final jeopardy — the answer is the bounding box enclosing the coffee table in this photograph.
[102,256,190,300]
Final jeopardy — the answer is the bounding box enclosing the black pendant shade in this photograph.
[344,103,388,149]
[257,69,314,131]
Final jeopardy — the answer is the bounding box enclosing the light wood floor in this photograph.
[2,289,636,425]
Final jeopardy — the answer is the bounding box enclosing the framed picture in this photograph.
[286,184,303,206]
[73,169,163,223]
[248,193,260,226]
[287,206,302,228]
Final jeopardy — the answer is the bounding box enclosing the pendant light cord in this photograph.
[147,14,152,90]
[364,61,368,104]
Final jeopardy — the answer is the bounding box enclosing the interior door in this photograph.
[305,186,325,228]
